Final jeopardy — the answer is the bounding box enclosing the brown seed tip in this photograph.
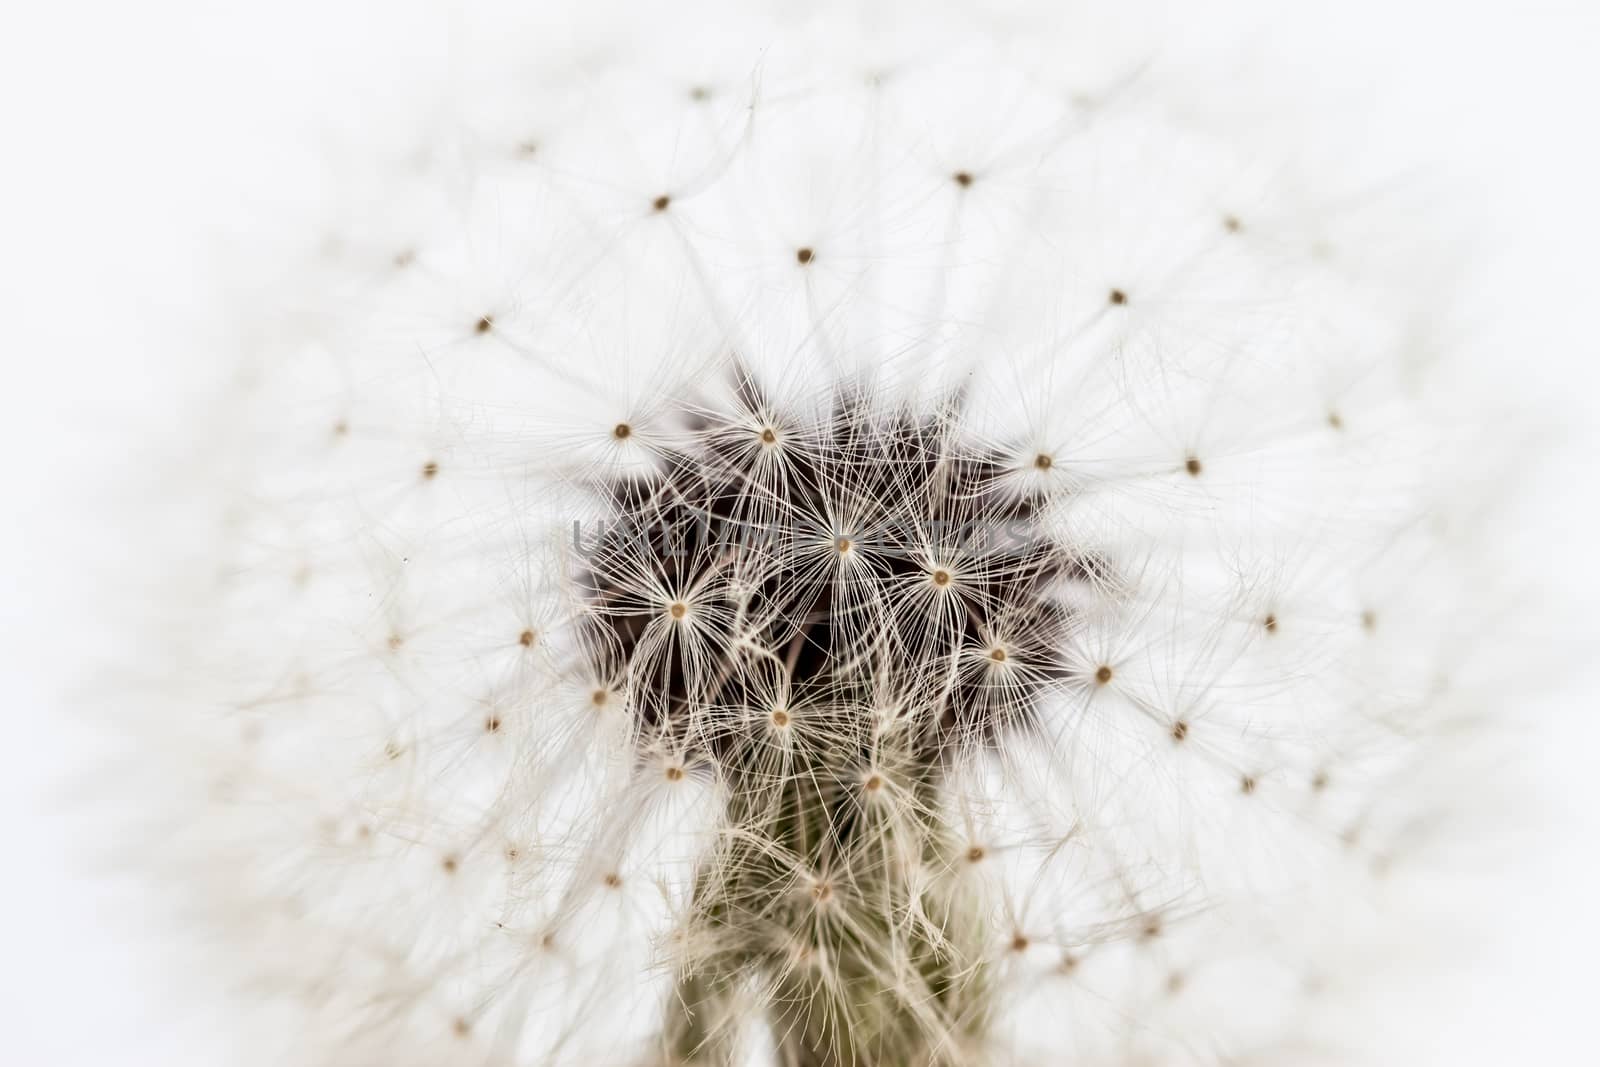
[603,872,623,889]
[421,460,439,479]
[1241,775,1257,795]
[796,247,814,265]
[1171,720,1188,742]
[1095,664,1114,685]
[664,765,684,781]
[835,536,852,554]
[442,854,459,874]
[475,315,493,334]
[1109,288,1128,305]
[652,194,671,212]
[812,881,834,903]
[1223,215,1242,233]
[760,426,778,444]
[770,708,790,728]
[989,647,1008,663]
[966,845,986,863]
[519,629,536,647]
[1034,452,1053,470]
[590,688,609,708]
[953,171,973,187]
[932,569,952,587]
[668,602,688,620]
[1328,411,1344,430]
[1360,610,1377,632]
[1263,613,1278,634]
[612,422,632,440]
[1185,456,1202,477]
[864,774,884,792]
[452,1018,471,1038]
[484,717,501,733]
[1011,933,1030,953]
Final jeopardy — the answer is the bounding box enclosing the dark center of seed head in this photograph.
[577,383,1092,775]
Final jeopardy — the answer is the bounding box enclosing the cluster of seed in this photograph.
[578,376,1112,1063]
[100,5,1507,1064]
[581,375,1103,765]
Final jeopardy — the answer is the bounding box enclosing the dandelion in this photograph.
[97,3,1521,1066]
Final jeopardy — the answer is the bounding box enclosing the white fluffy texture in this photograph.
[113,3,1512,1065]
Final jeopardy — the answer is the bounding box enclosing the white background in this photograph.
[2,1,1596,1062]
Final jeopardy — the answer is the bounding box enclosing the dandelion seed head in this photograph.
[99,6,1521,1066]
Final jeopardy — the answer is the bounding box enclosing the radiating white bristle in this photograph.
[84,3,1525,1065]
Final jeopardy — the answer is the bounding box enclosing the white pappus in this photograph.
[91,3,1533,1066]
